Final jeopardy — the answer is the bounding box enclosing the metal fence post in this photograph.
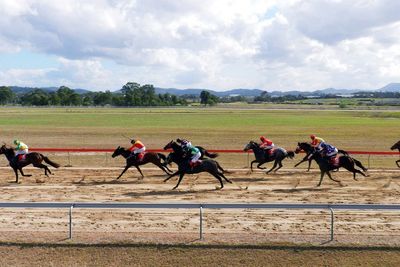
[329,207,334,241]
[69,205,73,239]
[200,205,203,240]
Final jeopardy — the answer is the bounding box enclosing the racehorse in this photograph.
[243,141,295,173]
[295,142,368,172]
[163,140,218,165]
[162,141,232,190]
[294,142,350,171]
[0,144,60,183]
[390,140,400,168]
[295,142,367,186]
[163,140,229,173]
[111,146,172,179]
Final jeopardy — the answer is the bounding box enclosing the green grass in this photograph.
[0,107,399,152]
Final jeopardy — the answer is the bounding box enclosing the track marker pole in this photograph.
[200,205,203,240]
[69,205,73,239]
[329,207,334,241]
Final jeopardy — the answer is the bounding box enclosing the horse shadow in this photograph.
[123,188,216,197]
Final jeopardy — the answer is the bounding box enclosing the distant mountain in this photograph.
[153,88,264,97]
[378,83,400,92]
[5,82,400,97]
[9,86,91,94]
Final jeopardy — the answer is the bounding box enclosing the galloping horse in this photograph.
[243,141,295,173]
[0,144,60,183]
[163,140,218,166]
[390,140,400,168]
[295,142,367,186]
[111,146,172,180]
[163,140,229,173]
[294,142,350,171]
[162,141,231,190]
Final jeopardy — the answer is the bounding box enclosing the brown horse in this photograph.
[390,140,400,168]
[0,144,60,183]
[111,146,172,179]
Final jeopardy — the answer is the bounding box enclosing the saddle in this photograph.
[329,156,340,167]
[137,152,145,161]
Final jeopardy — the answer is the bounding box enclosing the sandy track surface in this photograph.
[0,167,400,245]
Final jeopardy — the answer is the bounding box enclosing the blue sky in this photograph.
[0,0,400,92]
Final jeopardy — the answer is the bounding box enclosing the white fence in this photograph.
[1,202,400,241]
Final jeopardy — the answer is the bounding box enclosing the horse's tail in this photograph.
[286,151,295,159]
[338,149,349,156]
[43,155,60,168]
[157,153,167,164]
[204,150,218,158]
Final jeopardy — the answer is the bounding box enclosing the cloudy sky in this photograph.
[0,0,399,92]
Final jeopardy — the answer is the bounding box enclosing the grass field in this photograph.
[0,107,399,150]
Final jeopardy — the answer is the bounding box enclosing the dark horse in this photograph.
[390,140,400,168]
[162,141,232,190]
[111,146,172,179]
[294,142,349,171]
[243,141,295,173]
[0,144,60,183]
[295,142,367,186]
[163,140,228,173]
[163,140,218,166]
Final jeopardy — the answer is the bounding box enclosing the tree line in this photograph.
[0,83,188,106]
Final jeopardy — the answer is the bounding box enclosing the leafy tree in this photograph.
[0,86,15,104]
[20,89,49,106]
[200,90,218,106]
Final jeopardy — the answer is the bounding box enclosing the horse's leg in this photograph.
[256,162,266,170]
[266,160,278,174]
[19,168,32,177]
[294,155,309,167]
[352,158,368,172]
[342,164,366,180]
[33,163,51,177]
[250,160,258,171]
[307,159,312,171]
[209,172,224,190]
[154,161,172,175]
[317,171,325,186]
[218,171,232,184]
[13,168,19,183]
[116,165,131,180]
[326,171,341,185]
[135,165,144,179]
[172,173,185,190]
[274,160,283,172]
[164,170,180,182]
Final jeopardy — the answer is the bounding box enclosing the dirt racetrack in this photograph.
[0,166,400,246]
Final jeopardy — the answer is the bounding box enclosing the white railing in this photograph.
[1,202,400,241]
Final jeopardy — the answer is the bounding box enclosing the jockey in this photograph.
[318,142,338,162]
[14,139,28,160]
[310,134,325,149]
[259,136,274,156]
[176,138,192,148]
[182,143,201,169]
[128,138,146,161]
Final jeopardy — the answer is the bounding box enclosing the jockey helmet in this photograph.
[260,136,266,142]
[13,140,20,145]
[310,134,316,139]
[177,138,182,143]
[130,139,136,144]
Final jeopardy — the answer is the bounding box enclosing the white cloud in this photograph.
[0,0,399,91]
